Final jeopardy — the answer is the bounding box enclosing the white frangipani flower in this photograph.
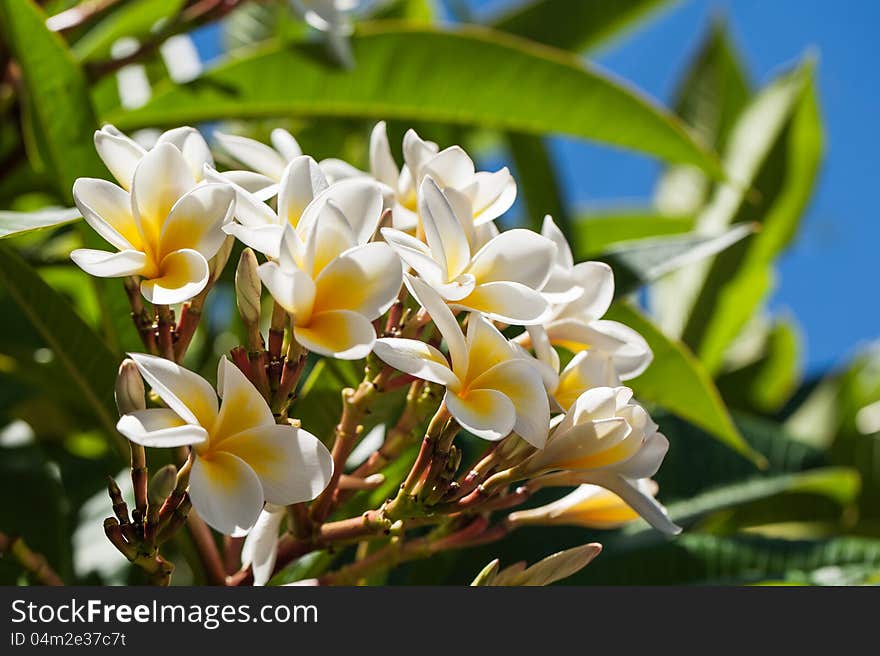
[94,124,214,190]
[209,154,338,259]
[519,386,679,535]
[241,504,285,586]
[213,129,304,198]
[71,143,234,304]
[382,177,555,324]
[256,197,402,359]
[508,480,667,531]
[117,354,334,535]
[373,275,549,447]
[539,215,591,304]
[326,123,516,234]
[536,259,653,380]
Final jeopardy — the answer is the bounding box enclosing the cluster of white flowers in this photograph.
[73,122,678,583]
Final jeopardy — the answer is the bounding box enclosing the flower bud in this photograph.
[148,464,178,506]
[115,359,145,415]
[470,559,500,586]
[508,483,649,529]
[235,247,262,326]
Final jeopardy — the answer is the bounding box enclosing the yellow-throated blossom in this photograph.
[71,143,234,304]
[381,177,555,324]
[94,124,213,189]
[508,480,668,531]
[373,275,549,447]
[117,354,333,535]
[256,189,402,359]
[518,386,679,535]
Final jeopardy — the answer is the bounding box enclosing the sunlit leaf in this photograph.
[107,24,723,177]
[0,243,123,455]
[0,207,81,239]
[506,133,569,232]
[679,61,823,374]
[573,209,694,258]
[599,223,753,297]
[605,302,764,465]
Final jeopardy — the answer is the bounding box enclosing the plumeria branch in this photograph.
[0,532,64,586]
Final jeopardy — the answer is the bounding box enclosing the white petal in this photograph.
[257,260,316,320]
[190,452,264,535]
[212,356,275,443]
[278,156,328,229]
[318,157,365,182]
[160,183,234,260]
[222,170,277,197]
[293,309,376,360]
[301,178,383,245]
[469,168,516,224]
[303,200,357,276]
[223,222,284,259]
[457,281,551,325]
[128,353,219,427]
[312,242,403,319]
[468,229,555,289]
[380,227,446,285]
[117,408,208,447]
[215,132,287,180]
[463,314,517,381]
[584,320,653,380]
[369,121,400,187]
[131,143,196,243]
[615,431,669,479]
[421,146,475,189]
[541,215,574,269]
[419,176,471,280]
[560,261,614,321]
[218,424,333,506]
[140,249,210,305]
[373,338,458,387]
[94,125,145,190]
[73,178,140,250]
[270,128,302,161]
[203,166,280,230]
[445,388,515,442]
[402,129,438,179]
[71,248,146,278]
[241,507,285,586]
[580,471,681,536]
[157,126,213,179]
[406,275,468,378]
[469,359,550,448]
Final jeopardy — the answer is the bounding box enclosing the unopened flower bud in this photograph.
[148,464,178,506]
[115,359,145,415]
[470,559,500,586]
[236,247,262,326]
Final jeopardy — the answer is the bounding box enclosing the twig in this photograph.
[0,532,64,585]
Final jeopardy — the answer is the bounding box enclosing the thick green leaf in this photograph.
[72,0,187,63]
[574,533,880,585]
[0,207,81,239]
[605,302,763,465]
[679,62,823,374]
[716,317,802,414]
[0,0,106,200]
[107,24,722,177]
[598,223,753,297]
[0,243,123,455]
[491,0,675,53]
[573,210,694,258]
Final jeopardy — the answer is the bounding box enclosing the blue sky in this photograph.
[195,1,877,374]
[460,0,878,375]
